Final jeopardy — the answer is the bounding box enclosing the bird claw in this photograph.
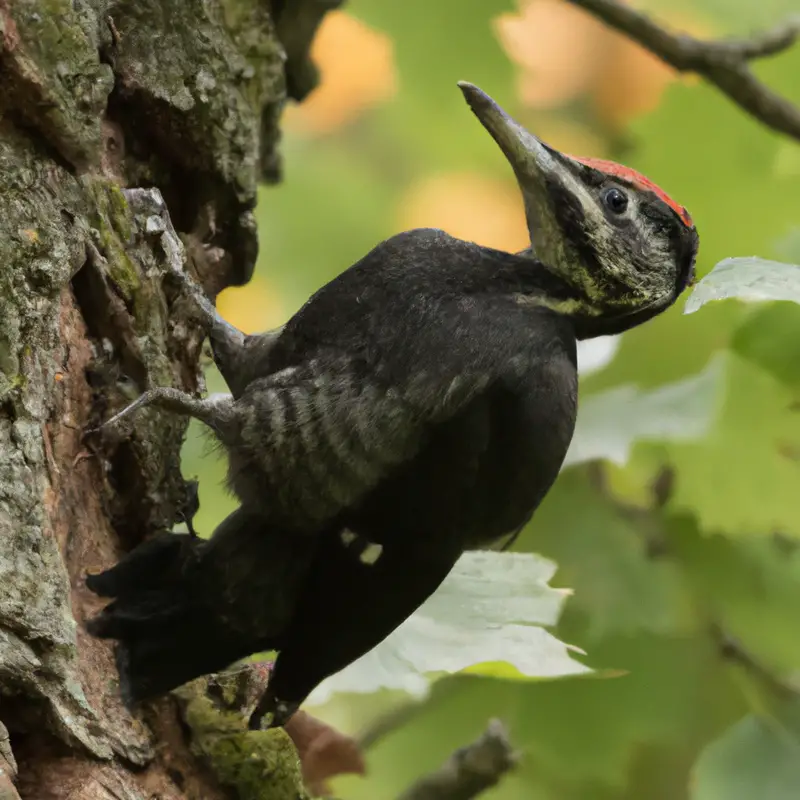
[125,186,251,383]
[248,696,300,731]
[82,417,125,443]
[97,392,154,435]
[89,388,180,442]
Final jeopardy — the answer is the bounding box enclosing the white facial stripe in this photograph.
[526,158,683,318]
[567,176,677,308]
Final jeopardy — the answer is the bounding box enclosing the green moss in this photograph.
[206,730,310,800]
[0,372,25,403]
[3,0,113,168]
[106,184,133,243]
[83,178,149,308]
[84,178,133,242]
[176,683,312,800]
[102,229,141,301]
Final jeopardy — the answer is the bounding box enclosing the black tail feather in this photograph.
[110,605,258,704]
[85,508,315,705]
[86,532,201,598]
[86,589,191,638]
[86,524,260,703]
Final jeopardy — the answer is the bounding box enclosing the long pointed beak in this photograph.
[458,81,560,187]
[458,81,573,264]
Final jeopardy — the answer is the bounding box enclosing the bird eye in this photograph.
[603,187,628,215]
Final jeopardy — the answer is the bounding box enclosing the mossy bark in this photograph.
[0,1,339,797]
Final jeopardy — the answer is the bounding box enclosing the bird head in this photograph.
[458,82,699,335]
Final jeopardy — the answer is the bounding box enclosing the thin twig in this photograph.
[711,623,800,700]
[397,720,517,800]
[564,0,800,141]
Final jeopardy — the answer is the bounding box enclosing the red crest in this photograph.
[571,156,694,229]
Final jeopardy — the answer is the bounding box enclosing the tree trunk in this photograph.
[0,1,337,797]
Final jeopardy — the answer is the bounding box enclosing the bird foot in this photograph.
[248,696,300,731]
[94,388,236,440]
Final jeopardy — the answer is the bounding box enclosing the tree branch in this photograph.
[564,0,800,141]
[397,720,517,800]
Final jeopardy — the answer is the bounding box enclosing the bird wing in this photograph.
[231,352,494,529]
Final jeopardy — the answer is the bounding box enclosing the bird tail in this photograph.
[85,509,309,705]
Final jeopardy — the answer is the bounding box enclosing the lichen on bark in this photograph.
[0,0,339,796]
[174,670,312,800]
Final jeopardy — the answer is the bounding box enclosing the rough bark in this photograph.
[0,1,338,797]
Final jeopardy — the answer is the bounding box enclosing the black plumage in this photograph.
[86,83,698,729]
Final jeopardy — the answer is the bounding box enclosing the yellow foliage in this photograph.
[494,0,711,128]
[397,173,530,253]
[528,117,607,160]
[593,34,675,127]
[216,279,287,335]
[283,11,397,135]
[494,0,602,108]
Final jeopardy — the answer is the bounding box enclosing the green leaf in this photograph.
[692,701,800,800]
[685,257,800,315]
[732,302,800,389]
[343,633,737,800]
[565,357,723,469]
[669,516,800,673]
[509,632,734,791]
[666,354,800,537]
[520,472,692,640]
[306,551,587,706]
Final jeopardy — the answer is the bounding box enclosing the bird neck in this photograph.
[484,248,671,340]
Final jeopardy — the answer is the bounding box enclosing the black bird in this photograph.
[86,82,698,730]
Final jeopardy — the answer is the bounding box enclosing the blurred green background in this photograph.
[182,0,800,796]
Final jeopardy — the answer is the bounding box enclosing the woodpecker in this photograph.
[86,82,698,730]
